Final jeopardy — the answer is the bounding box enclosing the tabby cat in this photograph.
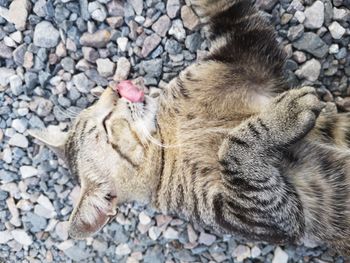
[30,0,350,255]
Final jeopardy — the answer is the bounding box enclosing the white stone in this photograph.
[295,59,321,82]
[233,245,251,262]
[37,194,55,211]
[34,21,60,48]
[163,227,179,240]
[20,166,38,179]
[251,246,262,258]
[198,232,216,246]
[294,10,305,23]
[129,0,143,15]
[115,243,131,256]
[328,21,346,39]
[148,226,161,240]
[0,68,16,87]
[9,31,22,44]
[0,231,13,244]
[34,204,56,219]
[333,7,350,22]
[169,19,186,41]
[11,229,33,246]
[12,119,26,133]
[8,0,30,31]
[117,37,129,52]
[96,58,115,77]
[139,211,151,225]
[114,57,131,81]
[55,221,69,240]
[272,247,289,263]
[304,1,324,29]
[329,44,339,54]
[8,133,28,148]
[4,36,16,47]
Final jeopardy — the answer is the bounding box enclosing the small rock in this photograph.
[9,75,24,96]
[37,194,55,212]
[287,24,304,41]
[304,0,324,29]
[152,15,171,37]
[293,32,328,58]
[88,1,107,22]
[96,58,115,77]
[163,227,179,240]
[8,0,31,31]
[114,57,131,81]
[328,21,346,39]
[272,247,289,263]
[148,226,161,240]
[167,0,180,19]
[80,29,111,48]
[142,34,162,57]
[107,16,124,28]
[329,44,339,54]
[294,10,306,23]
[233,245,251,262]
[20,166,38,178]
[251,246,262,258]
[33,0,46,17]
[295,58,321,81]
[187,224,198,244]
[64,246,90,261]
[11,229,33,246]
[0,231,13,244]
[129,0,143,15]
[72,73,94,93]
[61,57,75,73]
[0,42,13,59]
[55,221,69,240]
[256,0,279,10]
[10,31,22,43]
[181,6,200,31]
[116,243,131,256]
[198,232,216,246]
[117,37,129,52]
[34,21,60,48]
[139,211,151,225]
[8,133,28,148]
[82,47,99,63]
[34,204,56,219]
[142,59,163,77]
[169,19,186,41]
[0,68,16,87]
[333,7,350,22]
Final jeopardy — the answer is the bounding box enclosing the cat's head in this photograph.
[29,87,159,239]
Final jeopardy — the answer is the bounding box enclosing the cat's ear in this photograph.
[28,125,68,160]
[68,187,117,239]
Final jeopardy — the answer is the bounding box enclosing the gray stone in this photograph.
[142,34,162,57]
[115,243,131,256]
[23,212,47,232]
[198,232,216,246]
[295,58,321,82]
[185,32,202,53]
[11,229,32,246]
[96,58,115,77]
[233,245,251,262]
[304,1,324,29]
[293,32,328,58]
[272,247,289,263]
[152,15,171,37]
[165,39,182,55]
[88,1,107,22]
[61,57,75,73]
[36,98,53,117]
[24,72,38,90]
[0,68,16,87]
[9,75,24,96]
[8,133,29,148]
[80,29,111,48]
[287,24,304,41]
[72,73,94,93]
[33,0,46,17]
[13,44,27,65]
[34,21,60,48]
[166,0,180,19]
[169,19,186,41]
[64,246,90,261]
[181,6,200,31]
[129,0,143,15]
[333,7,350,22]
[142,59,163,78]
[0,41,12,59]
[328,21,346,39]
[163,227,179,239]
[82,47,99,63]
[114,57,131,81]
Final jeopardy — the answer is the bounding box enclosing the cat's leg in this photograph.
[213,87,325,243]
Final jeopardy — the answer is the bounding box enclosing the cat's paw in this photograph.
[267,86,325,143]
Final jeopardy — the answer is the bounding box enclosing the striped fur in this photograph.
[30,0,350,256]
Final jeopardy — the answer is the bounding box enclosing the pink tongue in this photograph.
[116,80,145,103]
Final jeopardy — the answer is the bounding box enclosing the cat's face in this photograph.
[29,87,158,239]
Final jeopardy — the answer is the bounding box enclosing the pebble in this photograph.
[8,133,29,148]
[63,246,90,261]
[129,0,143,15]
[232,245,251,262]
[55,221,69,240]
[198,232,216,246]
[116,243,131,256]
[96,58,115,77]
[20,166,38,179]
[304,0,324,29]
[11,229,33,246]
[114,57,131,81]
[169,19,186,41]
[328,21,346,39]
[295,58,322,81]
[152,15,171,37]
[251,246,262,258]
[163,227,179,240]
[117,37,129,52]
[148,226,161,240]
[139,211,152,225]
[0,231,13,244]
[272,247,289,263]
[80,29,111,48]
[88,1,107,22]
[0,68,16,87]
[37,194,55,212]
[9,75,24,96]
[72,73,94,93]
[181,6,200,31]
[292,32,328,58]
[33,21,60,48]
[7,0,30,31]
[0,42,13,59]
[167,0,181,19]
[142,34,162,57]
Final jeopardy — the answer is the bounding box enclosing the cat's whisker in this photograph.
[57,106,78,119]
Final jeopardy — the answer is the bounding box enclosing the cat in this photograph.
[29,0,350,256]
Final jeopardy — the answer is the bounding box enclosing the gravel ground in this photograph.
[0,0,349,262]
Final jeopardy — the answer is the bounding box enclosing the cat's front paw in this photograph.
[267,86,325,143]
